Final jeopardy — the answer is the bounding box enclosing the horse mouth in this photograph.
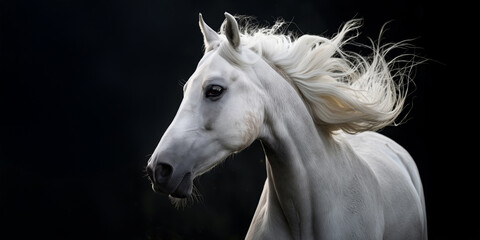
[170,172,193,198]
[152,172,193,199]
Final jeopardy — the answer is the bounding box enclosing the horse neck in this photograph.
[254,59,351,237]
[255,58,341,181]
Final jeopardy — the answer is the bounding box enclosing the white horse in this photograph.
[146,12,427,240]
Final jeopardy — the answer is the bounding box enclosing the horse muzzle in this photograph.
[146,160,193,198]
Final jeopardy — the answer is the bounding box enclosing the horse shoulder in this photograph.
[345,131,425,239]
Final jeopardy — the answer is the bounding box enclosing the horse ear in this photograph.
[199,13,219,50]
[223,12,240,49]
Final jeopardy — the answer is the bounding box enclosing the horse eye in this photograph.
[205,85,225,100]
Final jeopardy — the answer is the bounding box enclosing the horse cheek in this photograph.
[236,110,262,151]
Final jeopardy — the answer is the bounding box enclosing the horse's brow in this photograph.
[202,76,225,88]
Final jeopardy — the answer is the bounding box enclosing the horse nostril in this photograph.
[155,162,173,183]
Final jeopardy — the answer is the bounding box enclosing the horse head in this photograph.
[146,13,265,199]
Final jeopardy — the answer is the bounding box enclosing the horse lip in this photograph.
[152,172,193,198]
[170,172,193,198]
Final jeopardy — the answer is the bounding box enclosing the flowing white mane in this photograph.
[215,18,416,134]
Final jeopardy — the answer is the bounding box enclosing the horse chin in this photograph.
[168,174,197,209]
[169,172,193,199]
[169,189,191,198]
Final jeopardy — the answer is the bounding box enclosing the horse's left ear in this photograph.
[223,12,240,49]
[199,13,220,51]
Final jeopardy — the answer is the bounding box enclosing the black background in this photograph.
[0,0,469,239]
